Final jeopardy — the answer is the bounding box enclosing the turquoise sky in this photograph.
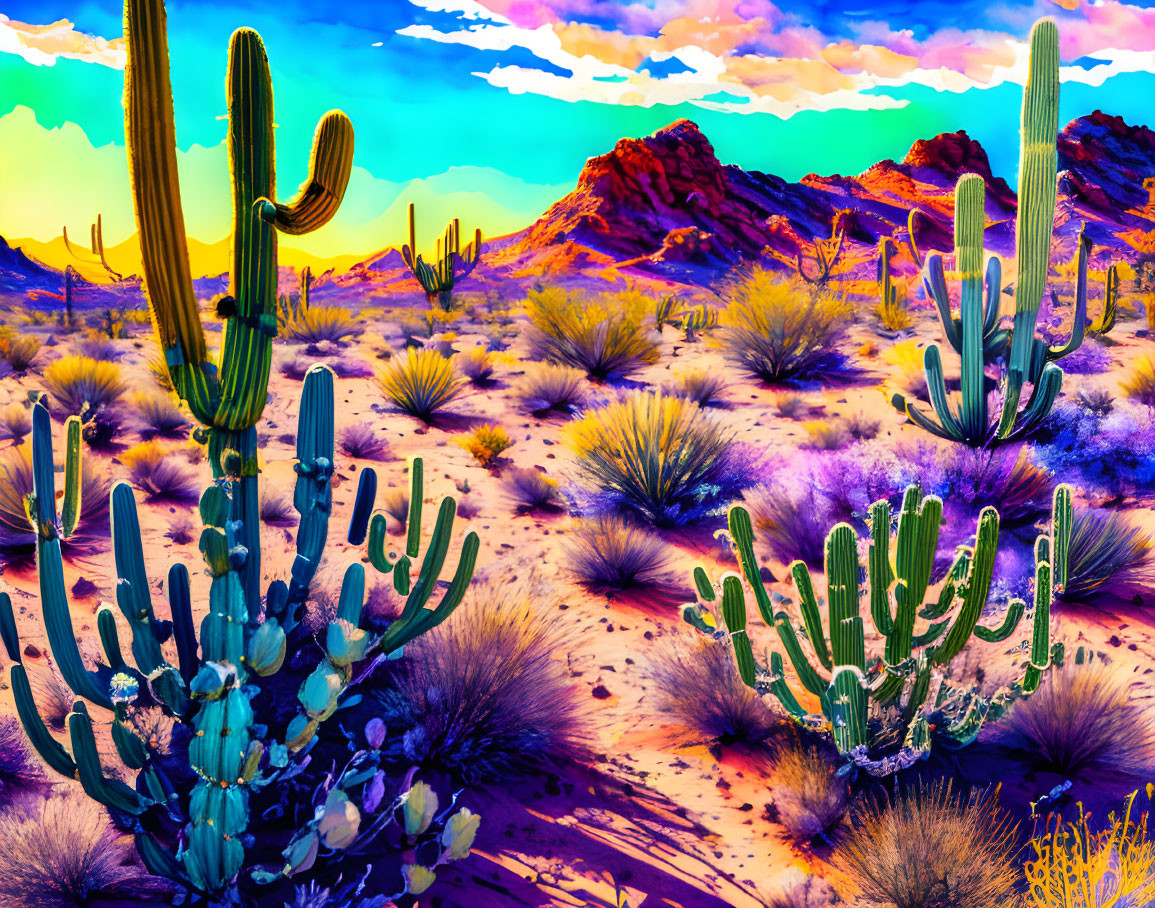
[2,0,1154,259]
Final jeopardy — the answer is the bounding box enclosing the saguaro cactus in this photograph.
[904,18,1083,446]
[63,213,124,282]
[685,484,1071,775]
[402,202,483,310]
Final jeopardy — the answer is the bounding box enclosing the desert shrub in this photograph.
[259,486,297,526]
[40,355,126,422]
[565,514,668,591]
[880,338,927,401]
[458,424,512,466]
[130,391,188,439]
[457,346,497,384]
[525,286,659,381]
[338,424,389,461]
[770,738,848,843]
[873,291,913,331]
[25,661,73,732]
[661,368,728,407]
[0,444,110,559]
[0,402,32,442]
[0,793,162,907]
[1035,399,1155,500]
[1001,659,1155,776]
[565,391,748,525]
[1121,354,1155,406]
[376,348,465,421]
[646,635,776,747]
[834,781,1018,908]
[385,579,587,781]
[379,485,410,532]
[1023,792,1155,908]
[281,305,360,345]
[515,362,588,415]
[774,392,814,420]
[801,420,850,451]
[742,483,834,569]
[1063,508,1155,600]
[719,268,851,382]
[842,410,880,441]
[501,467,565,513]
[0,330,42,372]
[120,441,200,502]
[71,335,123,362]
[0,719,44,805]
[280,352,372,380]
[767,871,842,908]
[165,512,197,545]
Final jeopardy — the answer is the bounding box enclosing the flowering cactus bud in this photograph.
[325,618,371,667]
[246,619,286,676]
[318,788,361,849]
[441,807,480,861]
[109,672,139,705]
[364,717,386,749]
[403,864,437,895]
[403,780,438,836]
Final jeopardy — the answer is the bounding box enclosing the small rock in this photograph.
[591,684,611,699]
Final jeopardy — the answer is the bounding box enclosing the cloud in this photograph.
[399,0,1155,116]
[0,14,125,68]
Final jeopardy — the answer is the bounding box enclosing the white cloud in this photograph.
[0,15,125,68]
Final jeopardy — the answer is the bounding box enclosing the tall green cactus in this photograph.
[904,18,1085,447]
[1089,263,1119,336]
[686,484,1071,775]
[0,0,482,899]
[402,202,483,310]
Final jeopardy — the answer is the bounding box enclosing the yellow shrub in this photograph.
[376,349,465,421]
[41,355,126,419]
[459,425,512,466]
[281,305,360,344]
[1120,354,1155,407]
[0,329,42,372]
[881,339,927,399]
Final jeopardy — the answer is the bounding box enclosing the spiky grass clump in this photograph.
[767,871,842,908]
[130,391,188,439]
[770,738,848,843]
[0,719,44,806]
[458,424,512,467]
[0,403,32,443]
[146,349,175,394]
[24,662,73,732]
[525,286,659,381]
[564,391,739,525]
[501,467,566,514]
[259,486,297,526]
[390,579,587,781]
[457,346,497,384]
[741,483,833,570]
[0,331,42,372]
[661,368,728,407]
[0,794,162,907]
[165,513,197,545]
[834,781,1018,908]
[338,424,389,462]
[376,348,465,421]
[281,305,361,345]
[719,268,851,383]
[0,444,110,559]
[1001,659,1155,776]
[565,514,669,591]
[1064,508,1155,600]
[515,362,588,415]
[41,355,126,421]
[646,635,776,747]
[120,441,199,503]
[1120,353,1155,408]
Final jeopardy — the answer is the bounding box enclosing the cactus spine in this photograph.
[402,202,483,310]
[686,484,1070,775]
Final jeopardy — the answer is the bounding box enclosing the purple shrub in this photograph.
[122,443,200,503]
[1055,338,1112,375]
[281,352,373,381]
[501,466,566,514]
[338,424,390,462]
[0,720,45,806]
[259,486,297,527]
[565,515,670,591]
[387,579,588,781]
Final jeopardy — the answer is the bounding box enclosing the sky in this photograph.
[1,0,1154,262]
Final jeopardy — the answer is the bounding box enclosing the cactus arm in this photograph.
[1008,18,1060,380]
[347,468,377,546]
[406,457,424,560]
[1023,543,1054,693]
[124,0,218,422]
[983,256,1004,341]
[112,483,173,676]
[907,208,924,268]
[168,563,200,685]
[9,664,78,776]
[1000,363,1063,442]
[692,566,716,602]
[728,506,775,625]
[888,489,942,666]
[97,608,130,673]
[933,507,1000,665]
[910,621,950,647]
[60,416,83,537]
[261,111,354,235]
[136,831,192,886]
[913,344,965,440]
[69,703,148,814]
[825,525,864,670]
[955,175,989,442]
[767,651,808,719]
[718,575,756,686]
[773,612,830,698]
[1051,485,1072,591]
[790,561,832,671]
[0,592,19,662]
[973,598,1025,642]
[1090,264,1118,335]
[1046,228,1090,363]
[366,513,393,574]
[829,665,868,754]
[924,254,963,353]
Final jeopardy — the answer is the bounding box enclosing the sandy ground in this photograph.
[0,266,1152,907]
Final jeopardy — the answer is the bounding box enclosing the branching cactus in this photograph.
[63,213,124,282]
[125,0,354,610]
[796,211,847,286]
[0,375,481,899]
[402,202,483,310]
[685,484,1071,776]
[904,19,1084,446]
[1089,263,1119,336]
